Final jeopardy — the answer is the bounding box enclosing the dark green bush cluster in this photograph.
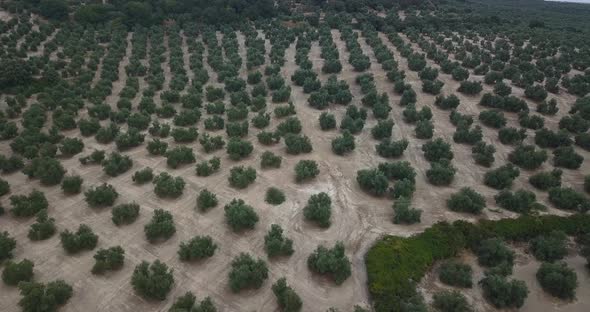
[197,189,218,212]
[438,261,472,288]
[530,230,568,262]
[484,164,520,190]
[264,224,294,258]
[17,280,73,312]
[60,224,98,254]
[447,188,486,214]
[131,260,174,300]
[144,209,176,243]
[10,190,48,217]
[272,277,302,312]
[228,253,268,292]
[224,199,259,232]
[2,259,34,286]
[178,235,217,262]
[92,246,125,275]
[195,157,221,177]
[85,183,118,207]
[529,169,562,190]
[536,262,578,299]
[265,187,286,205]
[228,166,256,189]
[166,146,195,168]
[307,242,351,285]
[168,292,216,312]
[102,152,133,177]
[508,145,548,170]
[28,211,56,241]
[111,203,140,226]
[61,175,83,194]
[153,172,185,198]
[495,189,541,214]
[132,167,154,184]
[392,198,421,225]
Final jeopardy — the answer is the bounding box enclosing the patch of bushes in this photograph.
[224,199,259,232]
[422,138,453,162]
[447,188,486,214]
[265,187,286,205]
[92,246,125,275]
[529,169,562,191]
[392,198,421,225]
[17,280,73,312]
[195,157,221,177]
[153,172,185,198]
[426,160,456,186]
[484,164,520,190]
[132,167,154,184]
[294,160,319,182]
[144,209,176,243]
[304,192,332,228]
[10,190,48,217]
[432,290,472,312]
[495,190,540,214]
[228,166,256,189]
[178,236,217,262]
[307,242,351,285]
[166,146,196,168]
[272,278,302,312]
[22,157,65,185]
[536,262,577,299]
[228,253,268,292]
[131,260,174,300]
[530,230,568,262]
[357,168,388,196]
[2,259,34,286]
[60,224,98,253]
[102,152,133,176]
[85,183,118,207]
[548,187,590,212]
[508,145,548,170]
[264,224,294,258]
[438,261,472,288]
[61,175,83,194]
[111,203,140,226]
[480,275,528,309]
[553,146,583,169]
[28,211,56,241]
[196,189,218,212]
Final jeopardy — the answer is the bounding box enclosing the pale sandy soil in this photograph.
[0,28,588,312]
[0,10,12,22]
[419,247,590,312]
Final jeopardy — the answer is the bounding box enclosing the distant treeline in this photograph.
[4,0,437,26]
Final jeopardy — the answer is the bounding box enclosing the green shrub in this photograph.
[196,189,218,212]
[59,137,84,156]
[553,146,583,169]
[85,183,118,207]
[307,242,351,285]
[536,262,577,299]
[17,280,73,312]
[195,157,221,177]
[264,224,294,258]
[548,187,590,212]
[294,160,319,182]
[332,131,355,155]
[226,138,253,160]
[2,259,34,286]
[199,133,225,152]
[438,261,472,288]
[22,157,65,185]
[319,112,337,130]
[415,120,434,139]
[178,236,217,262]
[508,145,547,170]
[228,253,268,292]
[153,173,185,198]
[102,152,133,177]
[92,246,125,275]
[498,127,527,145]
[171,127,199,143]
[111,203,140,226]
[426,160,456,186]
[447,188,486,214]
[304,192,331,228]
[480,275,528,309]
[10,190,48,217]
[477,238,514,268]
[260,151,282,169]
[131,260,174,300]
[530,231,568,262]
[472,142,495,167]
[484,164,520,190]
[272,278,302,312]
[61,175,83,194]
[147,138,168,155]
[60,224,98,253]
[392,197,421,225]
[357,169,388,196]
[265,187,286,205]
[422,138,453,162]
[168,292,216,312]
[132,167,154,184]
[284,134,313,154]
[0,231,16,261]
[371,119,394,140]
[432,290,472,312]
[144,209,176,243]
[228,166,256,189]
[495,189,540,214]
[479,110,507,128]
[224,199,259,231]
[28,211,56,241]
[529,169,562,190]
[166,146,196,168]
